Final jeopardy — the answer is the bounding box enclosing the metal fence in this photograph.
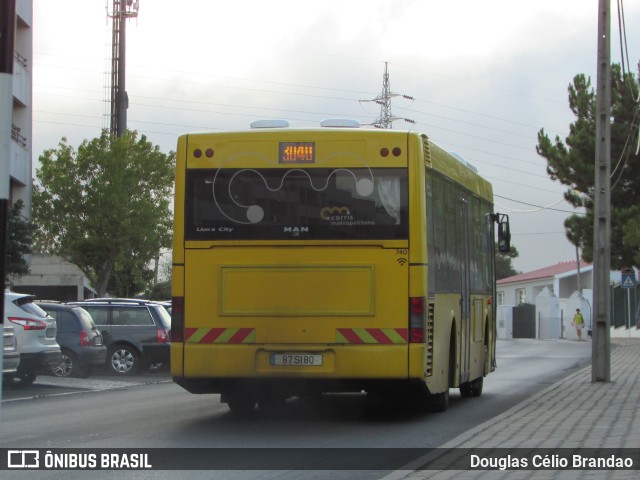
[612,283,639,329]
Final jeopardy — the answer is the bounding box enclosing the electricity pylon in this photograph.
[361,62,414,129]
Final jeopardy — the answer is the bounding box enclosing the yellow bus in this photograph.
[170,119,510,413]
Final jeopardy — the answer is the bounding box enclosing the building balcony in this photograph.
[12,56,30,107]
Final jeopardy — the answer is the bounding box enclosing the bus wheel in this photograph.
[460,377,483,398]
[227,397,256,415]
[429,389,449,412]
[257,393,287,414]
[470,377,483,396]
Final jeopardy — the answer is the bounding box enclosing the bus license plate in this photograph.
[270,353,323,366]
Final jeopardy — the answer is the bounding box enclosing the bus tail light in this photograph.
[171,296,185,342]
[409,297,426,343]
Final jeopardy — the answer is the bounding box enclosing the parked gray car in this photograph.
[68,298,171,375]
[37,303,107,378]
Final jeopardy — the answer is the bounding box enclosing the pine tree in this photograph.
[6,199,34,282]
[536,64,640,269]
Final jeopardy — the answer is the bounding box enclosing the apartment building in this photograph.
[9,0,33,214]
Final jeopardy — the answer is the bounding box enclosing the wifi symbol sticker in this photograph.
[397,258,407,266]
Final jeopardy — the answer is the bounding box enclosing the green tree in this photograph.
[32,130,175,297]
[623,206,640,266]
[495,243,520,280]
[6,199,34,283]
[536,64,640,269]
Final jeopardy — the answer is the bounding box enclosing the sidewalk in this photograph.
[395,338,640,480]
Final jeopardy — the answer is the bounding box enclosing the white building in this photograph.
[9,0,33,213]
[497,260,638,339]
[11,254,96,301]
[497,260,593,309]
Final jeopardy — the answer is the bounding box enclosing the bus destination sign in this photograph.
[279,142,315,164]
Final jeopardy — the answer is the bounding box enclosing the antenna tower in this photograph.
[107,0,139,138]
[361,62,414,129]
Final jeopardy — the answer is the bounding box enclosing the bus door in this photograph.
[459,197,472,384]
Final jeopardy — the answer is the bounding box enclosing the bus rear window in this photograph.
[185,168,408,240]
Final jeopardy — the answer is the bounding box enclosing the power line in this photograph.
[494,194,584,214]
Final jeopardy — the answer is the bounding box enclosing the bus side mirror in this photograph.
[496,213,511,254]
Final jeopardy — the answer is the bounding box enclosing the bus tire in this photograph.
[429,389,449,412]
[224,389,257,415]
[430,335,454,412]
[257,392,287,413]
[227,397,256,415]
[460,376,483,397]
[470,377,483,396]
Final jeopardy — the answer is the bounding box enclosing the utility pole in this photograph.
[592,0,611,382]
[108,0,139,138]
[0,0,16,407]
[361,62,414,129]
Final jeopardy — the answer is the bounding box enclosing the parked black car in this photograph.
[37,303,107,378]
[68,298,171,375]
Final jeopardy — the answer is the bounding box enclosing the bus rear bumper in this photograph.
[175,343,412,378]
[172,376,427,398]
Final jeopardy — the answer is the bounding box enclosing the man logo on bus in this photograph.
[320,206,352,221]
[284,226,309,237]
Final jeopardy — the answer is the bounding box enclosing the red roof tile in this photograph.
[497,260,592,285]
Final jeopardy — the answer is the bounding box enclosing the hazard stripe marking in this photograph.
[229,328,255,344]
[337,328,364,344]
[336,328,408,344]
[185,328,256,344]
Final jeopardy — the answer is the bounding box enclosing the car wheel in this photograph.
[52,350,77,377]
[10,368,38,388]
[108,345,140,375]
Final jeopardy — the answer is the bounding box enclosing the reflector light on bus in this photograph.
[409,297,426,343]
[380,147,402,157]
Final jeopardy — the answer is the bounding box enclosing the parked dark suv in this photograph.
[68,299,171,375]
[37,303,106,378]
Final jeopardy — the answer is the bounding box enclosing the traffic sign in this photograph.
[621,269,637,289]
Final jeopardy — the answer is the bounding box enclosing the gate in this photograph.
[513,304,536,338]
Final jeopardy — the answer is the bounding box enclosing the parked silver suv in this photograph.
[4,292,61,387]
[3,325,20,379]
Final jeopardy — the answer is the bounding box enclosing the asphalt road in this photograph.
[0,339,593,479]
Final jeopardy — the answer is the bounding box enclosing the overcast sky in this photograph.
[31,0,640,273]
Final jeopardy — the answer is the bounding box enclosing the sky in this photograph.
[31,0,640,274]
